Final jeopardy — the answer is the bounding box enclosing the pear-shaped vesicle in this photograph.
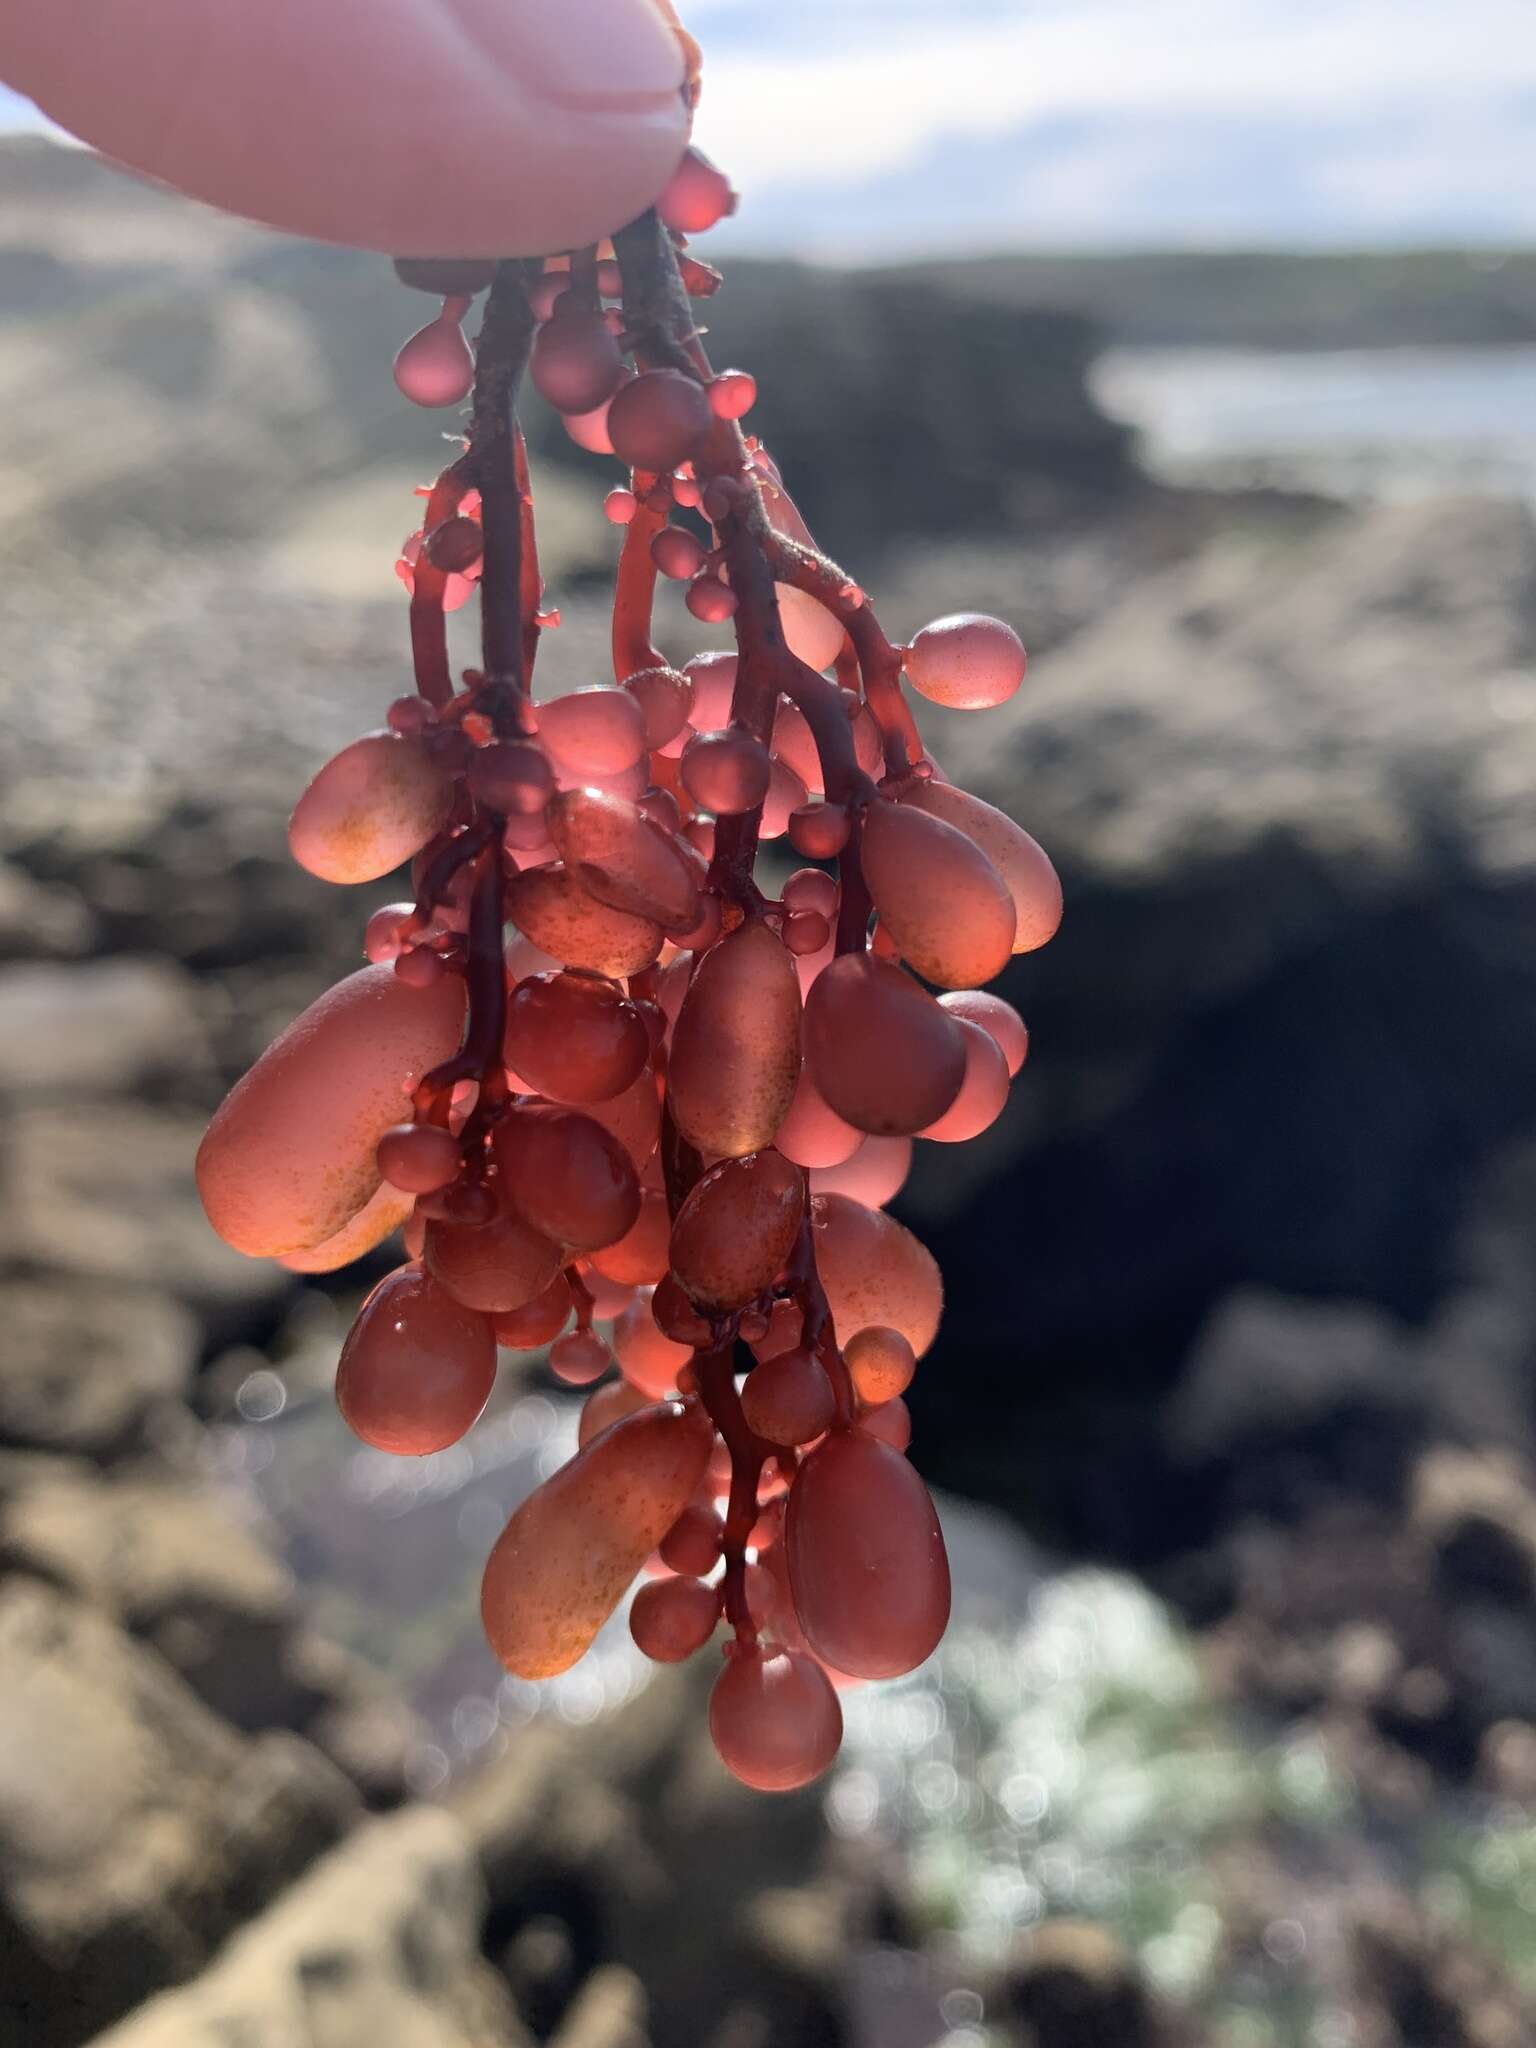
[669,920,802,1156]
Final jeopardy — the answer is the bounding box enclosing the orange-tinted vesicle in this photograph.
[810,1191,943,1357]
[481,1397,713,1677]
[276,1180,413,1273]
[288,731,454,884]
[860,797,1015,988]
[901,779,1063,954]
[547,788,702,933]
[197,964,466,1257]
[507,863,664,976]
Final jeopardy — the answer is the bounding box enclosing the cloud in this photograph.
[688,0,1536,246]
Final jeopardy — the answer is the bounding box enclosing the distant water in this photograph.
[1092,345,1536,504]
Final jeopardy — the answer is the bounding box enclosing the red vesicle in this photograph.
[530,310,625,415]
[740,1346,835,1448]
[660,1500,725,1576]
[786,1430,950,1679]
[904,611,1027,709]
[669,1150,805,1313]
[549,1329,613,1386]
[336,1263,496,1456]
[804,953,966,1136]
[709,1648,843,1792]
[613,1289,693,1397]
[494,1104,641,1253]
[376,1121,461,1194]
[607,369,712,471]
[393,303,475,408]
[631,1574,722,1661]
[504,971,650,1104]
[492,1272,575,1351]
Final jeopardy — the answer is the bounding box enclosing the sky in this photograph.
[4,0,1535,258]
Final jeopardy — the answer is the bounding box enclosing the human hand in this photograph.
[0,0,695,257]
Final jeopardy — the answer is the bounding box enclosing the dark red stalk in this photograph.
[611,479,669,679]
[761,529,922,775]
[470,262,537,737]
[413,845,508,1118]
[514,428,545,686]
[410,454,475,707]
[694,1339,767,1644]
[612,212,795,907]
[785,1211,857,1427]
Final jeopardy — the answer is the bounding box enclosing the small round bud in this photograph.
[394,946,445,988]
[549,1330,611,1386]
[784,910,831,956]
[376,1122,461,1194]
[656,148,737,235]
[708,369,757,420]
[364,902,417,964]
[787,803,852,858]
[393,308,474,408]
[530,310,625,415]
[651,526,707,581]
[686,575,739,623]
[681,730,771,815]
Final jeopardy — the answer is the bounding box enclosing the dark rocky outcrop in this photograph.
[898,496,1536,1573]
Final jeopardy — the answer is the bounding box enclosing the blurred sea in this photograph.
[1093,345,1536,504]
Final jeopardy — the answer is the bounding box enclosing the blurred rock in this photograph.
[1350,1900,1530,2048]
[1002,1921,1167,2048]
[0,1278,197,1459]
[0,1468,292,1678]
[0,782,356,978]
[546,1965,648,2048]
[0,958,210,1097]
[668,263,1136,561]
[0,1469,426,1804]
[298,1662,429,1811]
[0,1576,357,2044]
[1165,1290,1424,1540]
[454,1668,847,2048]
[86,1806,529,2048]
[0,1101,287,1313]
[1411,1448,1536,1606]
[0,861,95,961]
[1,1471,287,1618]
